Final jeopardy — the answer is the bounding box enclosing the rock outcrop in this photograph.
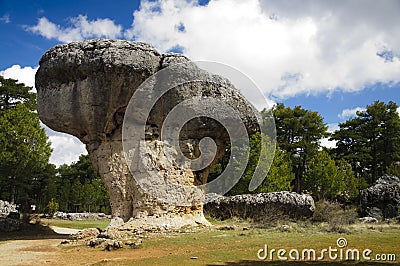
[53,211,110,220]
[360,175,400,220]
[0,200,21,232]
[204,192,315,221]
[36,39,261,229]
[0,200,17,218]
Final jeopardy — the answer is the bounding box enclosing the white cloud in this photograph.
[327,123,339,133]
[26,15,123,43]
[320,123,339,149]
[1,65,86,166]
[320,138,336,149]
[0,14,10,23]
[43,124,87,167]
[125,0,400,105]
[0,65,38,90]
[339,107,366,119]
[397,107,400,117]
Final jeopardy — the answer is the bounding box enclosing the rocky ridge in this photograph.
[204,192,315,221]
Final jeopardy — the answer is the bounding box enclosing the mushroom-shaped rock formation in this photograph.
[36,39,261,229]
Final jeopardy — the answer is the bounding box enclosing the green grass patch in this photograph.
[42,218,110,230]
[95,222,399,265]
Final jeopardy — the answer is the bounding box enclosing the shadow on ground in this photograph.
[0,223,69,241]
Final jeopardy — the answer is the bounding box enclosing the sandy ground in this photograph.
[0,226,168,266]
[0,238,61,266]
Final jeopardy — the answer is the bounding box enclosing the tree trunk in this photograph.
[10,176,16,204]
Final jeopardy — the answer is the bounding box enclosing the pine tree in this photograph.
[271,104,328,192]
[304,151,358,201]
[332,101,400,185]
[0,104,52,204]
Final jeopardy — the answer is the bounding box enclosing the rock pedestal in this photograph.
[36,40,260,229]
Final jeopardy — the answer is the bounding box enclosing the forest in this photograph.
[1,76,399,214]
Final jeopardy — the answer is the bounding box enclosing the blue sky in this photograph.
[1,0,399,165]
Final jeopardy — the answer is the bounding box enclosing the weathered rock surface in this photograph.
[358,217,378,223]
[53,211,110,220]
[204,192,315,221]
[36,39,260,229]
[360,175,400,220]
[0,200,17,218]
[70,228,101,241]
[0,200,21,232]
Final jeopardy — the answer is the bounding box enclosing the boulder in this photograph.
[0,200,21,232]
[203,192,315,221]
[360,175,400,220]
[358,217,378,224]
[0,200,17,218]
[36,40,261,229]
[70,228,101,240]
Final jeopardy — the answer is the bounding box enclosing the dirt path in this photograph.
[0,226,79,266]
[0,227,169,266]
[0,238,61,266]
[49,226,81,235]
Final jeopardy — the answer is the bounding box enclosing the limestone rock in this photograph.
[0,200,21,232]
[87,238,107,247]
[70,228,101,240]
[358,217,378,223]
[35,40,260,228]
[104,240,124,251]
[0,200,17,218]
[360,175,400,220]
[204,192,315,221]
[125,239,142,247]
[53,211,110,220]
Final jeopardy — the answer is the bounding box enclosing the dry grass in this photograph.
[1,217,398,265]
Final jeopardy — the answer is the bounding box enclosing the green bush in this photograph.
[45,198,59,216]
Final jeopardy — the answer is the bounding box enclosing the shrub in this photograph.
[313,200,358,233]
[45,198,59,216]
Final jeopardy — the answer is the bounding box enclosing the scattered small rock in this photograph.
[70,228,100,240]
[105,240,123,251]
[280,224,291,231]
[125,240,142,248]
[218,225,235,231]
[87,238,107,247]
[29,214,41,225]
